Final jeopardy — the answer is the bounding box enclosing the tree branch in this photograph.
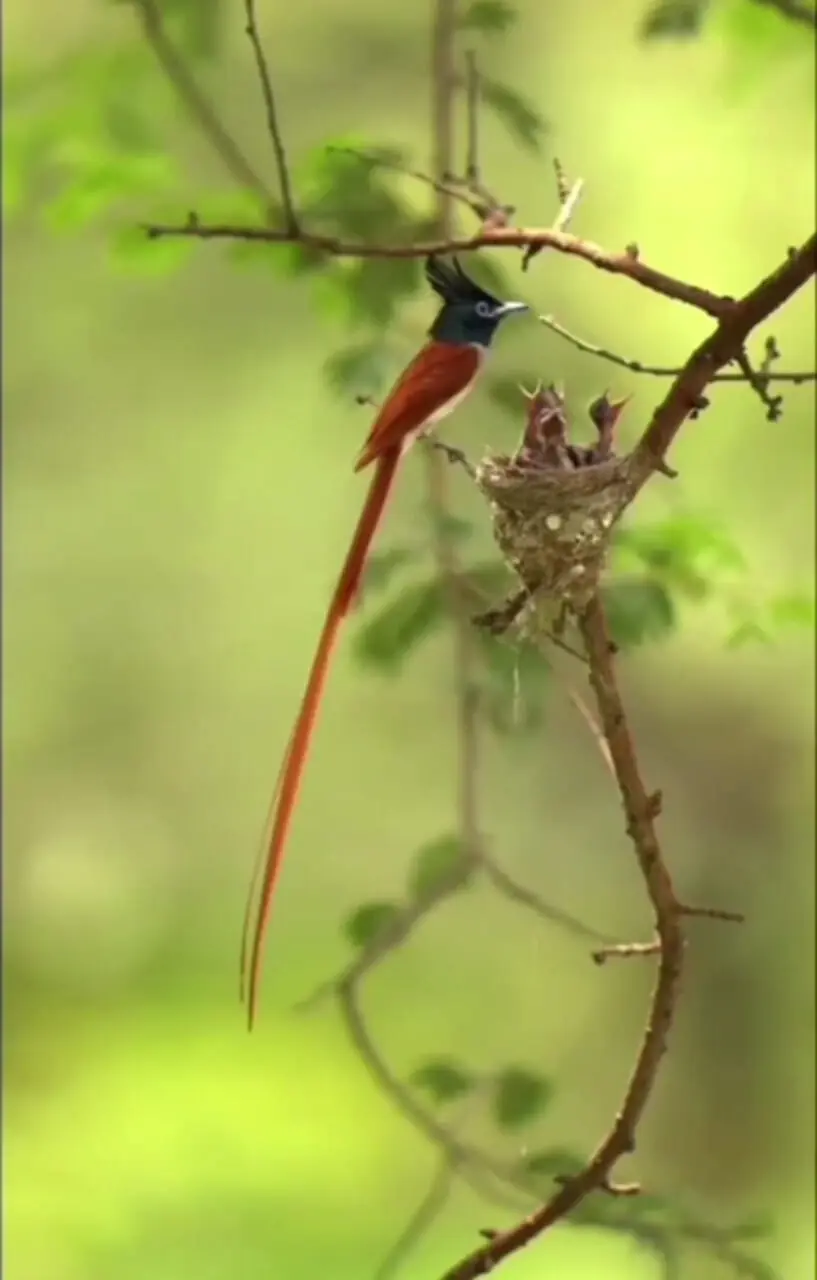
[438,597,685,1279]
[629,235,817,482]
[539,312,815,387]
[142,216,736,317]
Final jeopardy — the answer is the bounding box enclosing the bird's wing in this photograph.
[355,341,481,471]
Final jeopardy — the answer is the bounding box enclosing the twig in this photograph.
[327,145,490,220]
[375,1152,457,1280]
[141,218,737,318]
[593,940,661,964]
[680,904,745,924]
[481,856,617,946]
[630,234,817,482]
[539,313,815,385]
[130,0,276,215]
[242,0,298,231]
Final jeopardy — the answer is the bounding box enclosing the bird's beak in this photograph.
[607,393,632,423]
[499,301,529,318]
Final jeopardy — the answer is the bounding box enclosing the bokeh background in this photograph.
[3,1,815,1278]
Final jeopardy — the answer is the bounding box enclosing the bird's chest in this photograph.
[426,352,483,426]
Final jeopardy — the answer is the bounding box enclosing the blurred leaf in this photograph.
[361,547,420,595]
[44,150,178,231]
[639,0,709,40]
[726,1211,775,1242]
[726,619,772,649]
[436,512,475,543]
[353,579,448,673]
[271,240,332,277]
[110,224,197,274]
[324,341,391,397]
[614,513,746,590]
[712,0,813,94]
[300,139,411,239]
[407,834,474,900]
[344,901,403,950]
[478,76,547,152]
[313,257,422,328]
[410,1058,477,1103]
[485,372,532,416]
[523,1147,586,1181]
[492,1067,553,1128]
[603,578,676,648]
[768,591,815,630]
[459,0,518,33]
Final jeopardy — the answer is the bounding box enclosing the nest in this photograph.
[476,451,639,613]
[469,384,646,634]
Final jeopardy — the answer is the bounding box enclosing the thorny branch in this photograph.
[129,2,816,1277]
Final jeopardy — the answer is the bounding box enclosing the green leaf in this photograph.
[639,0,709,40]
[110,224,197,275]
[269,240,331,278]
[299,139,411,239]
[361,548,420,595]
[324,341,391,397]
[523,1147,585,1181]
[407,835,473,901]
[410,1058,477,1104]
[712,0,813,95]
[478,76,547,152]
[313,257,422,329]
[603,578,676,649]
[614,513,745,589]
[727,1210,775,1242]
[768,592,815,630]
[459,0,518,33]
[343,901,403,950]
[725,619,771,649]
[492,1067,553,1129]
[353,579,448,673]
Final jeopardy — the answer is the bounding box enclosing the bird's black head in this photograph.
[425,255,528,347]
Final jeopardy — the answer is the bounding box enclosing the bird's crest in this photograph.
[425,255,502,308]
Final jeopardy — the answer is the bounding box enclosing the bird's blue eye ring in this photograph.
[475,300,493,318]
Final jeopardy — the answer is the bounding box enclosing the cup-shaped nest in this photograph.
[475,452,639,613]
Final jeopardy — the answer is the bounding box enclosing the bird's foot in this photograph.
[428,438,478,481]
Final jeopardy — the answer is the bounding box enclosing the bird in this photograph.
[240,254,528,1027]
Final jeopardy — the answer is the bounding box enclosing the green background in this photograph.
[3,1,815,1278]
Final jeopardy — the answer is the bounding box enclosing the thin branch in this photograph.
[593,939,662,964]
[141,217,736,318]
[630,235,817,482]
[242,0,298,230]
[374,1151,456,1280]
[130,0,276,214]
[481,856,617,946]
[539,313,816,385]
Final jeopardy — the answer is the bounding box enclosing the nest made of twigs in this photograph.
[476,451,640,612]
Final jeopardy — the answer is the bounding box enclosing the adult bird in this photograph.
[241,254,528,1026]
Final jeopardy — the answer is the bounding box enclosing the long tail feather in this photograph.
[241,449,402,1028]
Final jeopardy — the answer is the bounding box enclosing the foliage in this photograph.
[491,1066,553,1128]
[6,6,808,1280]
[410,1058,477,1103]
[343,901,403,950]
